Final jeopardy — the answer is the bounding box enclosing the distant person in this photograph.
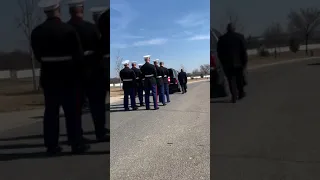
[140,55,159,110]
[31,0,89,154]
[131,61,144,106]
[66,0,109,142]
[159,61,170,103]
[217,23,248,103]
[178,69,188,94]
[154,59,166,106]
[119,60,138,111]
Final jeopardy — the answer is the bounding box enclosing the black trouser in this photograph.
[81,74,107,138]
[224,67,245,99]
[43,86,82,148]
[180,82,187,93]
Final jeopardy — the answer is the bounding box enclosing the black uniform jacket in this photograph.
[132,67,143,87]
[31,17,84,88]
[140,62,157,87]
[120,67,136,89]
[160,66,169,84]
[68,17,102,84]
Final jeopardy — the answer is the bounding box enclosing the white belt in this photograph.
[136,77,139,79]
[123,79,132,82]
[142,78,145,80]
[145,74,154,77]
[156,76,162,78]
[41,56,72,62]
[164,75,167,77]
[84,50,94,56]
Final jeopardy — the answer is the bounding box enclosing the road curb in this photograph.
[248,56,320,71]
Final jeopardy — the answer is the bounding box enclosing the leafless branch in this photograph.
[287,8,320,54]
[219,9,244,34]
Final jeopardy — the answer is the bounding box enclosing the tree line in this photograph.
[213,8,320,56]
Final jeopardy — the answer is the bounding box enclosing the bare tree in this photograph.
[287,8,320,55]
[199,64,210,75]
[219,9,244,34]
[15,0,42,91]
[115,50,123,89]
[263,22,285,57]
[180,64,185,71]
[192,68,200,76]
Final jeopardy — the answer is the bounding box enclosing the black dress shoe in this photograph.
[238,92,246,100]
[132,106,138,110]
[97,134,110,142]
[67,137,90,145]
[104,128,110,134]
[140,103,145,106]
[71,144,90,154]
[124,108,130,111]
[46,146,62,155]
[154,107,159,110]
[162,103,167,106]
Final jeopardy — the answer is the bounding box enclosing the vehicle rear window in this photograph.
[211,28,221,51]
[168,69,174,77]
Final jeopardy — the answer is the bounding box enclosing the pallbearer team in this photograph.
[31,0,109,155]
[119,55,171,111]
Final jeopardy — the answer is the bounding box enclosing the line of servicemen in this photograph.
[119,55,171,110]
[30,0,109,155]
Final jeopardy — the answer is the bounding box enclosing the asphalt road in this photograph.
[211,58,320,179]
[0,80,209,180]
[110,80,210,180]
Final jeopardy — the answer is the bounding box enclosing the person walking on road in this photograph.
[159,62,170,103]
[31,0,90,154]
[120,60,138,111]
[140,55,159,110]
[154,59,166,106]
[217,23,248,103]
[178,69,188,94]
[131,61,144,106]
[66,0,109,142]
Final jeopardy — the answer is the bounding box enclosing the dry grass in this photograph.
[0,78,44,112]
[248,49,320,66]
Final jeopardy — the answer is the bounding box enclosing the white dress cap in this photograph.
[38,0,61,11]
[143,55,151,59]
[138,64,143,66]
[66,0,85,7]
[122,60,130,65]
[90,6,109,15]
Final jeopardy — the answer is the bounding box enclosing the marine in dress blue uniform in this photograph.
[31,0,89,154]
[140,55,159,110]
[160,62,170,103]
[153,59,166,106]
[120,60,138,111]
[131,61,144,106]
[66,0,109,142]
[92,6,110,86]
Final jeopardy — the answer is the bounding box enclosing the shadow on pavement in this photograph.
[109,103,166,112]
[0,139,107,150]
[210,99,231,103]
[307,63,320,66]
[0,131,95,141]
[0,150,109,161]
[30,104,110,119]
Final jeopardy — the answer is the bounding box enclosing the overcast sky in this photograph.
[0,0,109,52]
[211,0,320,36]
